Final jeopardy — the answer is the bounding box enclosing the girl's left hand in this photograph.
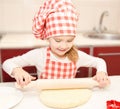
[93,72,111,88]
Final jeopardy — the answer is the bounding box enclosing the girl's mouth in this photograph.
[57,48,68,52]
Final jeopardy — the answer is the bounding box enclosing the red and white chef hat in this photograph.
[32,0,78,40]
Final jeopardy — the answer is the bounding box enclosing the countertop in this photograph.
[0,76,120,109]
[0,33,120,49]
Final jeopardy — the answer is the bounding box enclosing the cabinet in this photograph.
[93,46,120,76]
[77,46,120,77]
[1,48,37,82]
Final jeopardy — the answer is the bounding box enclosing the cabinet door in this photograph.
[1,49,37,82]
[93,46,120,76]
[76,47,90,78]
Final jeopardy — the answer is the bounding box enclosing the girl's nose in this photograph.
[60,42,68,49]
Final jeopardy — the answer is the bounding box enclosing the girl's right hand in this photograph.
[12,67,36,87]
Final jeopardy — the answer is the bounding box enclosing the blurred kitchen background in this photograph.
[0,0,120,33]
[0,0,120,82]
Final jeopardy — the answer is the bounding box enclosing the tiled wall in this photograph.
[0,0,120,33]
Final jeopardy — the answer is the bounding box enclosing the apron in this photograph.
[40,47,77,79]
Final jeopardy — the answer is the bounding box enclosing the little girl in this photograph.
[2,0,110,88]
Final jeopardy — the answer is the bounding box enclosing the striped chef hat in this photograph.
[32,0,78,40]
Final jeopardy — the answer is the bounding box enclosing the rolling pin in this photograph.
[15,78,99,90]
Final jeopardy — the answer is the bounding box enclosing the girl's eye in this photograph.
[55,39,61,42]
[67,40,72,42]
[67,40,73,42]
[53,38,74,42]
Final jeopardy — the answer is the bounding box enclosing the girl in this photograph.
[2,0,110,88]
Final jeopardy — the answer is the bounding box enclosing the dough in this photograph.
[39,89,92,109]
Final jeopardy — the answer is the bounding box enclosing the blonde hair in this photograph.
[66,46,79,63]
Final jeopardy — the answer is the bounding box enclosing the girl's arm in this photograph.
[77,50,110,88]
[77,50,107,73]
[2,48,42,86]
[12,67,36,87]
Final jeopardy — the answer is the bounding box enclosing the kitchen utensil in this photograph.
[15,78,99,90]
[107,100,120,109]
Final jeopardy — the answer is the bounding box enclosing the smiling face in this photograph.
[48,35,75,58]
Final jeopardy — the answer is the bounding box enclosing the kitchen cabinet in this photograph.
[1,48,37,82]
[77,46,120,77]
[75,47,90,78]
[92,46,120,76]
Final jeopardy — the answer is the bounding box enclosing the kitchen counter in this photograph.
[0,34,49,49]
[0,76,120,109]
[0,33,120,49]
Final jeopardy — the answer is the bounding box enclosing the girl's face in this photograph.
[48,35,75,58]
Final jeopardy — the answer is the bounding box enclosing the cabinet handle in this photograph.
[98,52,120,56]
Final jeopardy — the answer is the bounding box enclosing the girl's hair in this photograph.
[66,45,79,63]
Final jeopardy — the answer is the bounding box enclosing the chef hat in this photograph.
[32,0,78,40]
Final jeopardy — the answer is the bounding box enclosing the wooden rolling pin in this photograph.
[15,78,99,90]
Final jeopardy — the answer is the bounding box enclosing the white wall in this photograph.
[0,0,120,33]
[72,0,120,32]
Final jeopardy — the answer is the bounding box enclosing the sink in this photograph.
[84,32,120,40]
[0,34,3,41]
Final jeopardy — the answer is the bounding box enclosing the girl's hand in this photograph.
[93,72,111,88]
[12,67,36,87]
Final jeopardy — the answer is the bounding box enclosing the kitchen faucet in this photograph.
[94,11,109,33]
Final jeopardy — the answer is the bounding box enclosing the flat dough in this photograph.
[39,89,92,109]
